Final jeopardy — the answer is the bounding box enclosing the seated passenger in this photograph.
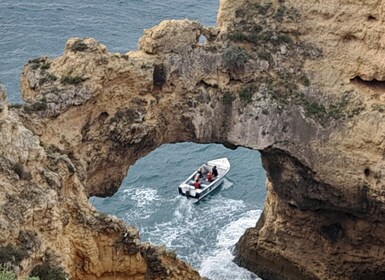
[195,169,203,181]
[201,165,210,176]
[212,165,218,178]
[207,172,213,182]
[194,179,201,189]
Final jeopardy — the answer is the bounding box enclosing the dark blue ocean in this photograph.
[0,1,266,279]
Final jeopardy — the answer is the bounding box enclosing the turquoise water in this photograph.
[92,143,265,279]
[1,1,266,279]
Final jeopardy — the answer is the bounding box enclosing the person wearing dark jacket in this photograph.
[212,166,218,177]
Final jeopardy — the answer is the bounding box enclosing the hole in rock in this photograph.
[153,64,166,90]
[364,168,370,177]
[343,34,356,42]
[90,142,266,277]
[350,76,385,92]
[199,34,207,44]
[367,15,377,21]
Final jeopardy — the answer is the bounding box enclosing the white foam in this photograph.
[121,187,161,220]
[199,209,262,280]
[221,178,234,190]
[119,185,262,279]
[122,186,160,207]
[199,250,259,280]
[217,209,261,248]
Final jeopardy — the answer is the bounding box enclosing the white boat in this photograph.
[178,158,230,201]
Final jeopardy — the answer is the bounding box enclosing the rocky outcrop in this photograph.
[0,84,200,279]
[2,0,385,279]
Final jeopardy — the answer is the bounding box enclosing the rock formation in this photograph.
[2,0,385,279]
[0,85,200,280]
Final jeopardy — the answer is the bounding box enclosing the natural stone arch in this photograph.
[4,0,385,279]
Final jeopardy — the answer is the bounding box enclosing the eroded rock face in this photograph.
[3,0,385,279]
[139,19,203,54]
[0,86,200,279]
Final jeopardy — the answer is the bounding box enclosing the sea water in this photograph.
[0,1,266,279]
[91,143,265,279]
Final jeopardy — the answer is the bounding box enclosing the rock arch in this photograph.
[2,0,385,279]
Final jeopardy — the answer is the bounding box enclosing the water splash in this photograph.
[221,178,234,190]
[199,210,262,280]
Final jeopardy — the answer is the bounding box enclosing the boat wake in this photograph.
[221,178,234,190]
[199,209,262,280]
[90,143,266,280]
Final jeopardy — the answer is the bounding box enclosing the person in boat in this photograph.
[202,165,210,176]
[194,178,201,189]
[195,168,203,181]
[207,172,214,182]
[212,165,218,178]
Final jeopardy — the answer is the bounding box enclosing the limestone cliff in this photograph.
[2,0,385,279]
[0,87,200,280]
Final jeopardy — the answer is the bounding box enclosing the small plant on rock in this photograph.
[222,45,249,71]
[0,245,28,267]
[40,63,51,70]
[222,91,235,105]
[30,263,67,280]
[60,75,84,85]
[239,84,256,103]
[70,40,88,52]
[254,2,272,15]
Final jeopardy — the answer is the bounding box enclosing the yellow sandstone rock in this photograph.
[2,0,385,279]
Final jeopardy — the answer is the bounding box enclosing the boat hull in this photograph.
[178,158,230,201]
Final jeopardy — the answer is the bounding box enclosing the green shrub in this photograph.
[299,74,310,87]
[271,34,293,46]
[8,104,23,109]
[0,266,39,280]
[254,3,272,15]
[239,84,256,103]
[30,263,67,280]
[60,75,84,85]
[28,58,42,64]
[40,63,51,70]
[222,45,249,71]
[287,7,301,21]
[24,101,47,113]
[46,73,57,82]
[222,91,235,105]
[274,5,286,21]
[31,63,40,70]
[70,40,88,52]
[0,245,27,267]
[257,51,272,61]
[305,101,326,118]
[0,267,16,280]
[39,73,57,85]
[227,32,248,42]
[251,25,263,34]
